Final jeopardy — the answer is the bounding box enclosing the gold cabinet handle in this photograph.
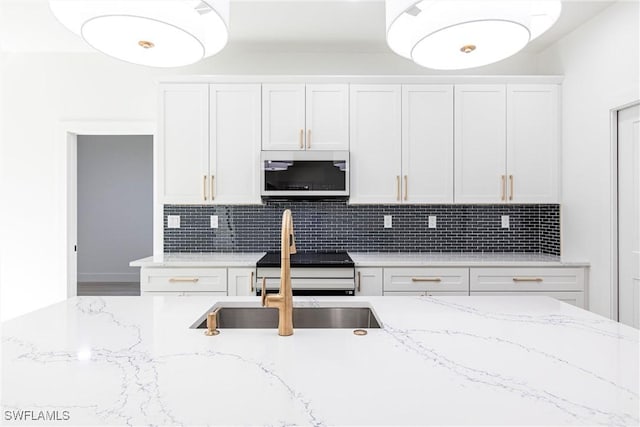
[396,176,401,201]
[299,129,304,149]
[203,175,208,201]
[512,277,544,282]
[211,175,215,200]
[250,271,255,293]
[307,129,311,149]
[509,175,514,201]
[404,175,408,201]
[169,277,199,283]
[411,277,442,282]
[357,271,361,292]
[500,175,506,201]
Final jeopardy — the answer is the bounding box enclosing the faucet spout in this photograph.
[262,209,295,336]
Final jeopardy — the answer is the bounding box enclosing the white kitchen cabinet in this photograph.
[454,84,560,203]
[209,84,261,204]
[355,268,383,296]
[159,84,210,204]
[159,83,261,205]
[141,267,227,295]
[349,85,402,204]
[384,267,469,293]
[227,268,256,296]
[262,84,306,150]
[470,267,586,308]
[262,84,348,151]
[305,84,349,150]
[454,85,507,203]
[506,84,560,203]
[402,85,454,203]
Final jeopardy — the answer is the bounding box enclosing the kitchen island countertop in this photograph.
[2,295,636,426]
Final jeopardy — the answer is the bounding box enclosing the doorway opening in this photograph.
[62,121,156,299]
[76,135,153,296]
[614,102,640,328]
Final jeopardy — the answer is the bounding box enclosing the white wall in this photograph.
[0,49,541,321]
[537,1,640,318]
[77,135,153,283]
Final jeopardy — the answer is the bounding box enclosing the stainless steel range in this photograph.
[256,251,355,296]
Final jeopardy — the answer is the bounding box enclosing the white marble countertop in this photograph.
[348,252,590,267]
[130,252,589,268]
[129,252,265,267]
[2,295,636,426]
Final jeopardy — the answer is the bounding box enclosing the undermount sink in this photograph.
[192,306,382,329]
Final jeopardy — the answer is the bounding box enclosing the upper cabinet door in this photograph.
[210,84,262,204]
[454,85,507,203]
[159,84,209,204]
[262,84,306,150]
[506,84,560,203]
[305,84,349,150]
[349,85,402,204]
[402,85,454,203]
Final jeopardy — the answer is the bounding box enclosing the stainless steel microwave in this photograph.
[260,151,349,198]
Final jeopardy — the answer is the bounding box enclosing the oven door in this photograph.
[261,151,349,198]
[255,267,355,296]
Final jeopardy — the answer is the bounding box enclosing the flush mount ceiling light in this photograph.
[386,0,561,70]
[49,0,229,68]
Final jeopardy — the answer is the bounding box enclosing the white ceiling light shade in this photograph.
[385,0,561,70]
[49,0,229,67]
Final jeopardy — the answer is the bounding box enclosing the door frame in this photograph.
[60,121,156,298]
[610,100,640,321]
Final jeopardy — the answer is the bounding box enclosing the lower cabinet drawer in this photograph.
[384,291,468,296]
[470,291,585,308]
[142,268,228,292]
[384,268,469,292]
[470,268,585,292]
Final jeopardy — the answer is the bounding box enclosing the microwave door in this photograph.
[261,151,349,197]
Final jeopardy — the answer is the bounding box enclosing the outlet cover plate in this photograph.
[384,215,392,228]
[501,215,510,229]
[428,215,437,229]
[167,215,180,229]
[210,215,219,229]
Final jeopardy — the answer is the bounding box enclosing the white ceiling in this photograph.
[0,0,618,54]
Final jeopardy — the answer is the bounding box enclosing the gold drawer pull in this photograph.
[307,129,311,149]
[169,277,199,283]
[299,129,304,149]
[411,277,442,282]
[509,174,514,201]
[512,277,544,282]
[203,175,207,201]
[404,175,408,201]
[396,176,401,201]
[500,175,506,201]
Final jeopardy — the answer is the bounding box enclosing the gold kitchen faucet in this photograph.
[261,209,296,336]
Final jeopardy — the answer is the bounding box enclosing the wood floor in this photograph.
[77,282,141,296]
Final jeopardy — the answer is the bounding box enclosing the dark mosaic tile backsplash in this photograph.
[164,201,561,255]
